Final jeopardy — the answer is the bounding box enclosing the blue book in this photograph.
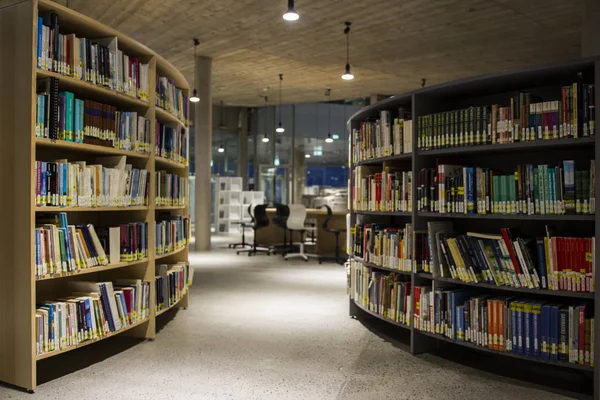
[516,301,524,354]
[536,238,547,289]
[58,212,68,230]
[563,160,576,214]
[541,304,552,359]
[550,305,559,361]
[466,167,475,213]
[35,230,40,276]
[98,283,116,332]
[450,290,470,340]
[83,298,92,339]
[456,305,465,341]
[524,302,533,356]
[37,17,43,68]
[41,162,47,205]
[532,302,542,358]
[62,163,67,204]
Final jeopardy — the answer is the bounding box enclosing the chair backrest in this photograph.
[286,204,307,230]
[247,204,255,223]
[253,205,270,228]
[321,204,334,231]
[274,203,290,228]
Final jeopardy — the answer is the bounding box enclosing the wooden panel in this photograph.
[0,0,36,390]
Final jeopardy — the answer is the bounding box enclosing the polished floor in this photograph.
[1,236,578,399]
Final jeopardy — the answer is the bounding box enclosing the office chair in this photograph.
[284,204,318,261]
[229,204,254,249]
[318,205,345,265]
[236,204,271,257]
[270,203,294,255]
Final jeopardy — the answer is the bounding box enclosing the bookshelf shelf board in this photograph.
[414,273,595,299]
[354,211,412,217]
[155,156,187,169]
[156,287,188,316]
[35,206,149,212]
[415,329,594,372]
[155,205,186,210]
[36,258,149,281]
[155,106,187,127]
[36,69,149,109]
[155,245,187,260]
[417,211,595,221]
[35,138,150,159]
[36,317,151,361]
[355,153,412,165]
[351,256,411,275]
[419,136,595,157]
[353,299,410,330]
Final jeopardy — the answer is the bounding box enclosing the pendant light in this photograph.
[341,22,354,80]
[262,96,270,143]
[218,144,225,153]
[325,88,334,143]
[190,39,200,102]
[283,0,299,21]
[275,73,285,133]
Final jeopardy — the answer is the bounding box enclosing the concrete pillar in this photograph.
[194,56,212,251]
[582,0,600,57]
[238,108,248,189]
[292,148,306,204]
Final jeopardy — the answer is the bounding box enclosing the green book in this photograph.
[575,170,583,214]
[533,167,540,214]
[58,229,67,274]
[509,174,516,213]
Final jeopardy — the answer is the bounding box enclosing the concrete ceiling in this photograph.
[63,0,583,106]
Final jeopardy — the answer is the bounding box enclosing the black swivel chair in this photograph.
[318,205,345,265]
[236,204,271,256]
[229,205,254,249]
[270,204,294,255]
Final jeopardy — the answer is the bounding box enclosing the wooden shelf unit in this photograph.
[348,57,600,398]
[0,0,190,391]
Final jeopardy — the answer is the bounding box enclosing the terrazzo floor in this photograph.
[0,236,581,399]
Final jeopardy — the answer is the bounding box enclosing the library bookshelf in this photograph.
[348,57,600,397]
[0,0,190,392]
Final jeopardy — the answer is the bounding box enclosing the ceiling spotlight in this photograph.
[341,22,354,80]
[217,145,225,153]
[305,154,311,158]
[283,0,299,21]
[190,39,201,102]
[325,89,333,142]
[262,135,270,143]
[325,133,334,143]
[276,124,285,133]
[276,73,285,133]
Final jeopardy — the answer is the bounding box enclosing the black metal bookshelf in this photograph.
[347,57,600,398]
[352,298,411,330]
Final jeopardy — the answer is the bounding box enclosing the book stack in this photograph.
[35,213,148,278]
[413,286,594,366]
[348,260,412,326]
[351,108,412,163]
[36,83,151,152]
[155,122,189,165]
[36,14,150,100]
[155,262,191,312]
[155,75,188,122]
[35,158,149,208]
[155,171,187,207]
[156,216,189,256]
[351,223,413,272]
[35,279,150,356]
[417,82,595,150]
[417,159,596,215]
[352,165,412,212]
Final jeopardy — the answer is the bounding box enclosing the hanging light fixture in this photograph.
[325,88,334,143]
[305,154,311,159]
[190,39,200,102]
[276,73,285,133]
[341,22,354,80]
[262,96,270,143]
[218,144,225,153]
[283,0,299,21]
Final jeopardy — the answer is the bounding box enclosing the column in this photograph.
[194,56,212,251]
[292,148,306,204]
[238,108,248,189]
[582,0,600,57]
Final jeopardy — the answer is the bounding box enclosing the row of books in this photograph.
[155,171,187,207]
[37,13,149,100]
[35,158,149,208]
[417,160,595,215]
[156,216,189,256]
[156,76,188,122]
[351,109,413,163]
[351,223,413,272]
[156,123,189,165]
[36,78,151,152]
[155,262,190,312]
[423,221,595,293]
[348,260,412,326]
[34,212,148,278]
[352,166,413,212]
[36,279,151,356]
[413,286,594,366]
[417,82,595,150]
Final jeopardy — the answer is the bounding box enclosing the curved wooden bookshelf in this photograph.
[351,256,411,275]
[355,153,412,166]
[0,0,191,391]
[155,245,187,260]
[155,205,187,210]
[156,287,188,316]
[36,317,151,360]
[36,258,149,281]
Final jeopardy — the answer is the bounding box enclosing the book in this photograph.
[155,171,188,207]
[155,123,189,165]
[155,75,189,122]
[156,216,190,256]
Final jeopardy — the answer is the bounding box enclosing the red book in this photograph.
[500,228,523,286]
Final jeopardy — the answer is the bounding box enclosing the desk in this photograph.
[255,208,348,257]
